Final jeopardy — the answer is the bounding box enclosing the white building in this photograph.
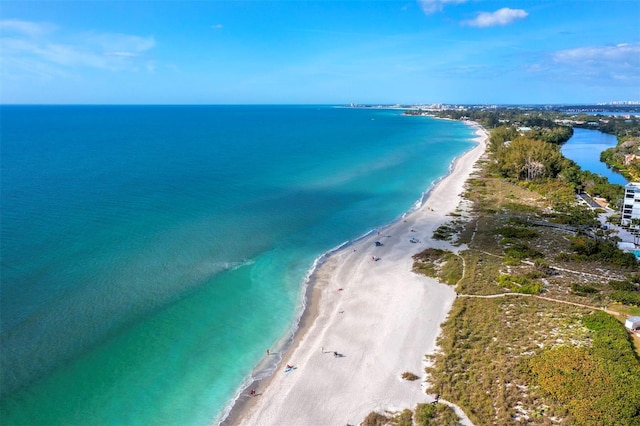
[621,182,640,226]
[625,316,640,331]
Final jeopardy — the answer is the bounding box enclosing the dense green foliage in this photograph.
[610,290,640,306]
[413,403,460,426]
[545,204,599,227]
[392,409,413,426]
[570,283,600,295]
[560,166,625,206]
[601,137,640,181]
[428,108,627,206]
[528,126,574,145]
[362,411,391,426]
[497,274,543,294]
[609,275,640,305]
[529,311,640,425]
[609,279,640,291]
[496,226,539,239]
[575,114,640,140]
[412,248,463,285]
[362,403,461,426]
[495,136,565,181]
[568,236,638,267]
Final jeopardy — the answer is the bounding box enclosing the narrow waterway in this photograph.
[561,128,627,185]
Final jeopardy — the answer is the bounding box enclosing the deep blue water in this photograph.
[561,127,627,185]
[0,105,475,425]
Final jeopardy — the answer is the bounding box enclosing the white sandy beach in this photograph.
[233,123,488,426]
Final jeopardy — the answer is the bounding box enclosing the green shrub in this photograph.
[610,290,640,306]
[414,403,437,425]
[414,403,460,426]
[433,225,455,241]
[362,411,390,426]
[609,279,638,291]
[503,243,543,260]
[391,409,413,426]
[401,372,419,381]
[496,226,539,239]
[569,236,639,267]
[531,311,640,425]
[571,283,600,295]
[498,274,543,294]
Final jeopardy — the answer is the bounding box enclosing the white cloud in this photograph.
[526,43,640,86]
[462,8,528,27]
[105,52,140,58]
[418,0,467,15]
[553,43,640,65]
[553,43,640,83]
[1,20,156,78]
[88,33,155,54]
[0,19,56,37]
[212,24,224,30]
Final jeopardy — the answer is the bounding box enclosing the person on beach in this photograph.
[249,389,256,396]
[266,349,270,356]
[333,351,338,357]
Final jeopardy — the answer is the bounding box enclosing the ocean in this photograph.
[0,105,475,425]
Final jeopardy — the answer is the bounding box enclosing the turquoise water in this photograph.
[560,127,627,185]
[0,105,475,425]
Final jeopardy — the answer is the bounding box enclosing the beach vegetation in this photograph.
[432,224,455,240]
[497,274,543,294]
[361,408,425,426]
[495,225,538,239]
[391,409,413,426]
[413,403,461,426]
[494,136,566,181]
[362,411,391,426]
[529,311,640,425]
[412,249,463,286]
[401,371,419,381]
[414,112,640,425]
[609,276,640,291]
[570,283,600,295]
[569,236,638,267]
[610,290,640,306]
[503,242,543,263]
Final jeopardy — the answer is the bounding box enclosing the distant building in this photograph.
[625,154,639,165]
[621,182,640,226]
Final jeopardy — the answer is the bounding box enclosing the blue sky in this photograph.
[1,0,638,104]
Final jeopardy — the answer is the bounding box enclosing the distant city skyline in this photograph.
[1,0,639,105]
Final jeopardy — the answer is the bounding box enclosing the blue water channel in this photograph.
[561,128,627,185]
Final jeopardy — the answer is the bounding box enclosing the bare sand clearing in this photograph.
[229,123,487,426]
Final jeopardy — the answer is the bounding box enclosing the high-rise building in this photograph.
[621,182,640,226]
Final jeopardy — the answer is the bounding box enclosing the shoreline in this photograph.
[221,121,488,426]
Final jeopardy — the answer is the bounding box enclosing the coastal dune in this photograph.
[231,123,488,426]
